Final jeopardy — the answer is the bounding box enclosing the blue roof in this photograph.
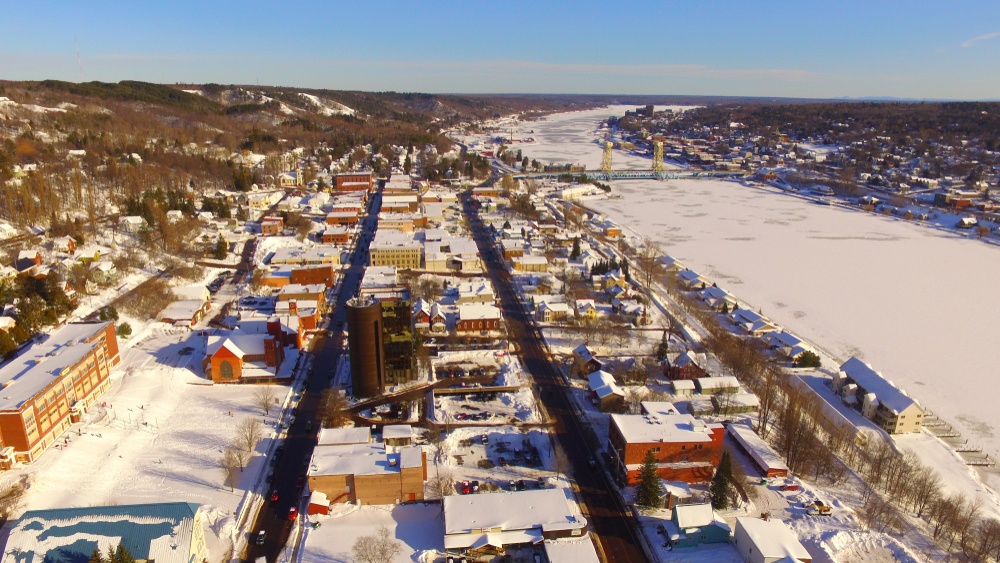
[9,502,201,563]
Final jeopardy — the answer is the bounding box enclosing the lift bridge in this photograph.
[514,140,746,181]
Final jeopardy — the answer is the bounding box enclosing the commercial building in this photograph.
[443,489,587,557]
[0,322,120,466]
[727,424,788,478]
[307,443,426,505]
[335,171,374,192]
[370,230,422,269]
[4,502,208,563]
[204,329,285,383]
[455,304,501,332]
[607,410,724,484]
[321,225,351,244]
[833,357,924,434]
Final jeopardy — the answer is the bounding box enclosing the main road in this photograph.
[244,187,382,563]
[461,194,649,563]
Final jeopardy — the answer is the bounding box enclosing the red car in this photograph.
[270,489,279,502]
[288,507,298,520]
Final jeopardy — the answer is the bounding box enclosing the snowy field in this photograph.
[4,324,293,560]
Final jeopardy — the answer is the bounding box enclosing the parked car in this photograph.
[288,507,298,520]
[470,480,480,493]
[256,531,266,545]
[460,480,472,495]
[498,457,507,467]
[270,489,279,502]
[305,420,313,431]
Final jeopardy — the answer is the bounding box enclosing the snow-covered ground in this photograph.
[2,323,294,560]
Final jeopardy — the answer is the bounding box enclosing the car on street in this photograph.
[460,480,472,494]
[288,507,298,520]
[270,489,279,502]
[498,457,507,466]
[256,531,266,545]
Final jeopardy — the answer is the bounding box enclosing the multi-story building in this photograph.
[608,409,724,484]
[334,171,373,192]
[308,443,426,505]
[370,230,421,269]
[0,322,120,466]
[833,357,924,434]
[455,304,501,332]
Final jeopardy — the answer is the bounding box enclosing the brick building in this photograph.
[455,304,501,332]
[325,211,360,226]
[321,225,351,244]
[289,264,337,288]
[608,410,724,485]
[0,322,120,466]
[307,443,426,504]
[204,330,285,383]
[334,171,374,192]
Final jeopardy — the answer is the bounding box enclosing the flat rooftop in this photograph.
[610,413,721,444]
[309,443,422,477]
[0,322,112,411]
[443,489,584,535]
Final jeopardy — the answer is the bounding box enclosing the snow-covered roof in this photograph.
[382,424,412,441]
[157,300,206,323]
[7,502,203,563]
[514,255,549,265]
[587,370,624,400]
[695,376,740,390]
[206,329,267,359]
[542,537,601,563]
[727,424,788,474]
[640,401,679,416]
[309,443,422,477]
[0,322,113,411]
[443,489,585,538]
[839,356,918,414]
[674,503,715,529]
[735,517,810,561]
[317,427,370,446]
[609,413,721,445]
[458,303,501,321]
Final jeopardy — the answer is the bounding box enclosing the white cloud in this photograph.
[961,31,1000,48]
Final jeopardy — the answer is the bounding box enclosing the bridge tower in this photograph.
[601,141,613,172]
[652,141,664,173]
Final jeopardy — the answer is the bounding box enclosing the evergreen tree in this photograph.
[113,544,136,563]
[655,330,669,362]
[635,450,662,509]
[88,548,104,563]
[214,239,228,260]
[709,451,734,509]
[570,237,581,260]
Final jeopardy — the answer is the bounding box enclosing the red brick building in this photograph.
[325,211,360,226]
[290,264,336,288]
[455,304,501,332]
[335,172,373,192]
[608,412,724,485]
[665,351,707,380]
[205,330,285,383]
[321,226,351,244]
[0,322,120,466]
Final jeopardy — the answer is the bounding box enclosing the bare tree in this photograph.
[427,469,455,499]
[624,387,650,414]
[320,386,351,428]
[235,418,263,454]
[219,449,241,490]
[0,479,26,522]
[352,526,402,563]
[636,237,662,290]
[253,386,278,416]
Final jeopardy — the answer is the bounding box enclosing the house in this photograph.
[307,443,426,505]
[0,322,120,465]
[413,299,432,329]
[575,299,599,321]
[697,285,736,311]
[0,265,17,285]
[52,236,77,254]
[261,216,284,236]
[204,329,285,383]
[537,300,571,322]
[594,269,627,292]
[608,412,724,484]
[157,300,211,328]
[658,255,685,272]
[732,517,811,563]
[0,317,14,332]
[456,281,496,304]
[15,250,43,274]
[664,503,731,548]
[4,502,209,563]
[166,209,184,223]
[429,303,446,332]
[711,392,759,415]
[666,351,707,380]
[571,343,602,377]
[832,357,924,434]
[119,215,146,233]
[443,489,587,557]
[456,304,501,332]
[767,331,813,362]
[676,268,709,290]
[695,376,740,395]
[727,424,788,478]
[728,308,778,337]
[587,371,626,413]
[89,260,118,285]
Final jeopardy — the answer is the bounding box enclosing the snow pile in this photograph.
[811,529,922,563]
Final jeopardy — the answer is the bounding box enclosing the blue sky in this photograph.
[2,1,999,99]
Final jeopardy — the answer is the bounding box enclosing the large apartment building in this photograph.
[369,230,422,269]
[0,322,120,466]
[834,357,924,434]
